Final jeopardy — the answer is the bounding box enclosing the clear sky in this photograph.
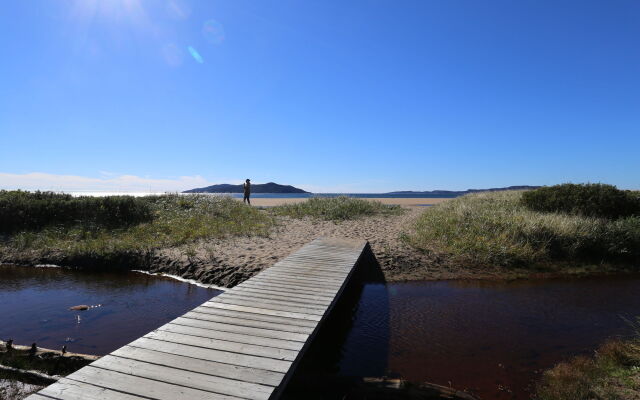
[1,0,638,193]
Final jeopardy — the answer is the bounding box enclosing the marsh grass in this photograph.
[536,319,640,400]
[1,194,272,257]
[271,196,403,221]
[407,191,640,267]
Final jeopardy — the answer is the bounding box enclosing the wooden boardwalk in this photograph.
[28,237,367,400]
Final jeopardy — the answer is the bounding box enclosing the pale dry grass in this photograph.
[407,191,640,267]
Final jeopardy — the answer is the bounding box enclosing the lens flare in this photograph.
[162,43,183,66]
[187,46,203,64]
[202,19,225,45]
[166,0,190,20]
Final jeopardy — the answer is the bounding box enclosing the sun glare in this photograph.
[71,0,149,26]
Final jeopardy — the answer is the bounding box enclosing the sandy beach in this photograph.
[148,198,515,288]
[237,197,452,207]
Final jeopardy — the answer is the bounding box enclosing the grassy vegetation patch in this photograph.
[271,196,403,221]
[406,191,640,267]
[0,194,272,258]
[536,324,640,400]
[521,183,640,220]
[0,190,152,233]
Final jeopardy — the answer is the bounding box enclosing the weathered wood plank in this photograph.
[211,296,327,316]
[159,322,305,351]
[67,366,243,399]
[29,237,367,400]
[200,301,323,321]
[188,305,318,327]
[272,262,353,272]
[237,280,339,296]
[145,329,299,360]
[272,260,349,272]
[183,310,316,332]
[261,273,348,283]
[248,276,345,290]
[281,255,358,262]
[262,266,349,276]
[36,377,145,400]
[229,286,336,303]
[238,279,340,294]
[130,337,292,373]
[173,315,311,341]
[92,355,275,400]
[256,271,347,285]
[111,345,284,387]
[219,290,332,307]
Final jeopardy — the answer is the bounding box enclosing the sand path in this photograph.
[153,206,471,287]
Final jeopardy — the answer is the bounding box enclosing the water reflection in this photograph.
[282,249,391,398]
[0,265,220,355]
[288,271,640,399]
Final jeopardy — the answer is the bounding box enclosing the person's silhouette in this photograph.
[243,179,251,205]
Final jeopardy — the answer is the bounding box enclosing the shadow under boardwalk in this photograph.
[27,237,369,400]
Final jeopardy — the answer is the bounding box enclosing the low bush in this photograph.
[521,183,640,219]
[407,191,640,267]
[271,196,402,220]
[0,191,152,233]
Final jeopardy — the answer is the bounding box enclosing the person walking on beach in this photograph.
[243,179,251,205]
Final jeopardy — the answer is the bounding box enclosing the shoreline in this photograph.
[2,202,636,288]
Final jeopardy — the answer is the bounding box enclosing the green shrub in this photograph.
[407,191,640,267]
[271,196,402,220]
[521,183,640,219]
[0,190,152,233]
[2,194,273,257]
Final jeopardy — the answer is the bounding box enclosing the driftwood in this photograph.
[0,340,98,384]
[0,340,98,360]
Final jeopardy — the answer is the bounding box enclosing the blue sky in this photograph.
[1,0,638,192]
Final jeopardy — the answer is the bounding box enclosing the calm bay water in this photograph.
[0,265,220,355]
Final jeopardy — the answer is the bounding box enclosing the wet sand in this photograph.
[237,197,452,207]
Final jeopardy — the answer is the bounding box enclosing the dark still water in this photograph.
[0,265,220,355]
[287,276,640,399]
[3,264,639,399]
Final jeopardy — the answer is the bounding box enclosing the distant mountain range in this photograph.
[385,185,541,195]
[183,182,309,194]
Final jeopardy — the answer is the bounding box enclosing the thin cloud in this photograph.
[0,172,212,193]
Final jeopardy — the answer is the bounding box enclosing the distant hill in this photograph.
[183,182,309,194]
[386,185,541,196]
